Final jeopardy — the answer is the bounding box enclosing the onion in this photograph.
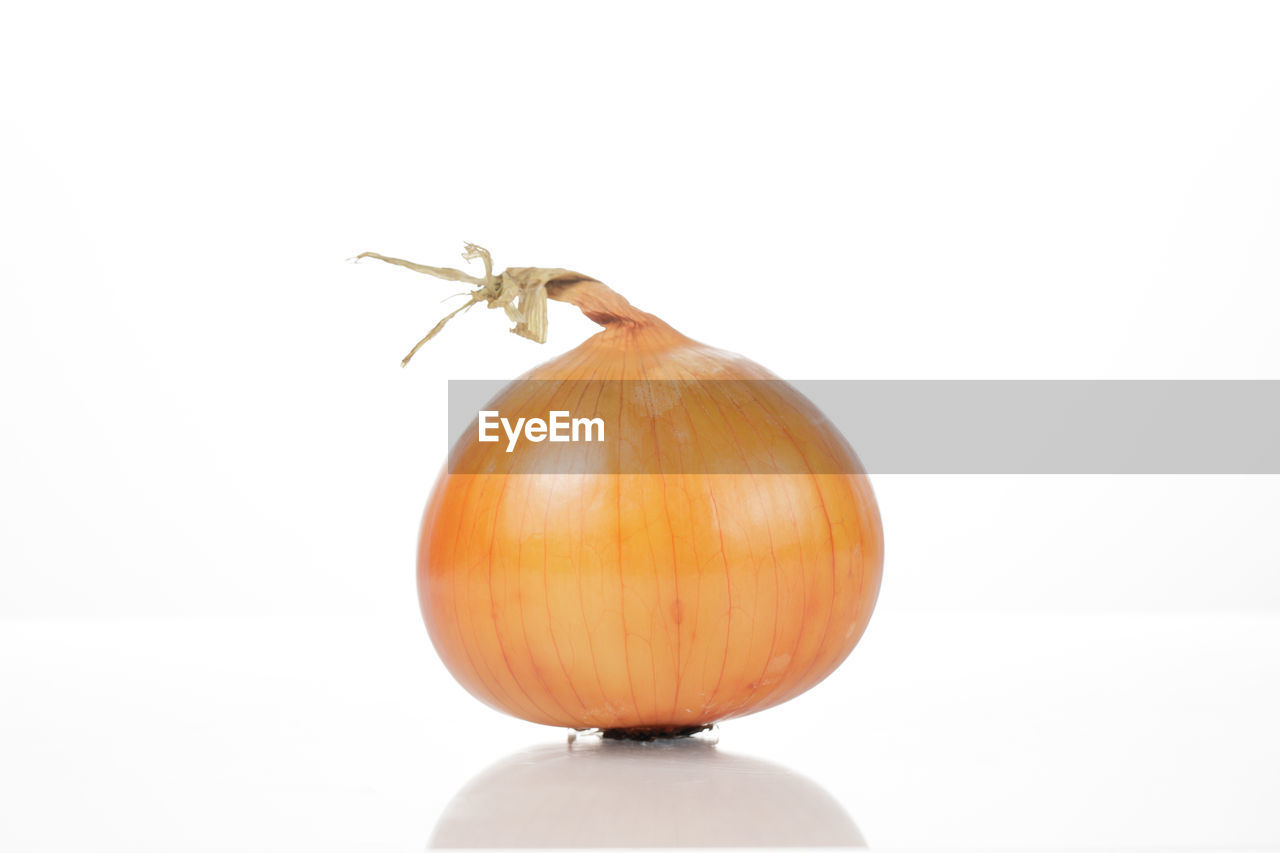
[362,245,883,736]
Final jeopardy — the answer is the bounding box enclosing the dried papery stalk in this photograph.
[357,243,638,364]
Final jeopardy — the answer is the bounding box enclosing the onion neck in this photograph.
[539,273,655,329]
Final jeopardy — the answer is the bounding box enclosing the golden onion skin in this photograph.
[417,276,883,732]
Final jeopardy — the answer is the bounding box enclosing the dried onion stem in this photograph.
[357,243,644,365]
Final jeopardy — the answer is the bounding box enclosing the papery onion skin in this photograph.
[414,271,883,732]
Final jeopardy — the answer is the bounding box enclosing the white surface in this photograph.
[3,611,1279,850]
[4,2,1280,850]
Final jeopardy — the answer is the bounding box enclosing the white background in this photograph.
[3,2,1279,850]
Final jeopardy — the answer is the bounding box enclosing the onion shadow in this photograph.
[429,737,865,848]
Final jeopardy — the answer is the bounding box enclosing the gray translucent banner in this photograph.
[447,380,1280,474]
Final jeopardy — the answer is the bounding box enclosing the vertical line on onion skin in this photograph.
[745,389,843,703]
[800,475,881,694]
[467,390,560,722]
[615,336,644,724]
[535,470,585,717]
[703,485,733,719]
[786,469,839,694]
[539,342,615,725]
[757,477,872,713]
[511,464,577,723]
[660,374,724,719]
[756,404,821,713]
[682,375,772,721]
[618,429,662,721]
[777,479,811,712]
[735,395,786,717]
[681,475,708,722]
[481,391,564,724]
[760,487,785,718]
[535,366,605,720]
[572,361,612,722]
[675,475,704,724]
[636,342,684,723]
[422,478,498,710]
[671,364,745,722]
[719,387,843,717]
[622,334,664,725]
[676,380,743,721]
[687,381,756,718]
[451,406,546,720]
[516,364,606,721]
[441,473,532,719]
[476,478,546,719]
[728,411,818,718]
[661,362,712,723]
[634,478,662,720]
[699,387,779,722]
[803,477,863,691]
[765,481,806,711]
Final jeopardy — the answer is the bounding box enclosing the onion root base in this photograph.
[599,724,712,741]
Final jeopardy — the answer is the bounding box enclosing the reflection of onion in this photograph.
[429,739,865,849]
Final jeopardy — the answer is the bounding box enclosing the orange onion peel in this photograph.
[361,244,884,738]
